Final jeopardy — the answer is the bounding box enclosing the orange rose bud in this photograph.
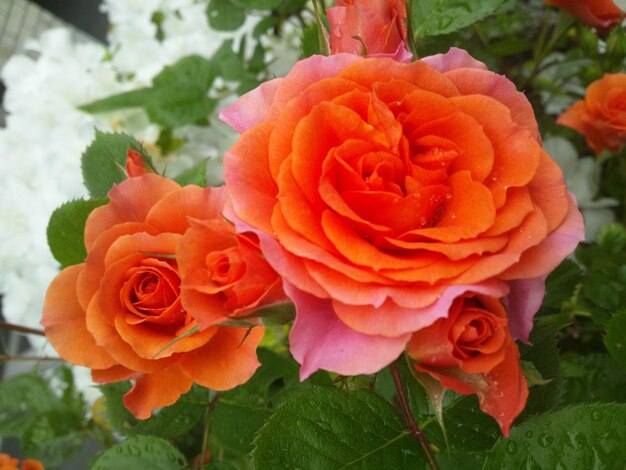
[125,149,148,177]
[558,73,626,155]
[327,0,410,60]
[407,294,528,436]
[41,176,281,419]
[545,0,624,31]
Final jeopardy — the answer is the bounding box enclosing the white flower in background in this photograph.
[544,137,618,241]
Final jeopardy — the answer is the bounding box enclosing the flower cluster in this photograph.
[40,0,586,438]
[42,154,283,418]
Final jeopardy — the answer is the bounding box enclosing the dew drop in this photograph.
[538,433,554,448]
[592,410,603,421]
[525,430,534,439]
[506,440,518,455]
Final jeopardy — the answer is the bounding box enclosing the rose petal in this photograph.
[286,283,410,379]
[41,265,117,369]
[123,364,193,419]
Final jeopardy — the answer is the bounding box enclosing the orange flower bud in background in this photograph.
[558,73,626,154]
[327,0,411,61]
[545,0,624,31]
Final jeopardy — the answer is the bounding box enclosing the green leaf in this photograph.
[605,310,626,374]
[399,359,499,453]
[22,412,85,468]
[562,353,626,405]
[212,348,330,456]
[81,131,151,198]
[147,55,217,128]
[0,372,87,468]
[230,0,281,9]
[517,319,565,420]
[172,160,208,187]
[521,360,552,386]
[206,0,246,31]
[79,88,154,114]
[412,0,509,38]
[89,435,187,470]
[47,198,108,267]
[541,259,582,311]
[0,375,61,437]
[251,387,425,469]
[100,382,206,439]
[483,404,626,469]
[300,22,321,58]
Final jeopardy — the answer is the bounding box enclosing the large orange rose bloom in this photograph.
[558,73,626,155]
[407,294,528,436]
[221,49,583,378]
[545,0,624,31]
[327,0,410,61]
[41,173,280,418]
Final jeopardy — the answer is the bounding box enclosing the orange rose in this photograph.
[558,73,626,155]
[327,0,410,61]
[0,454,44,470]
[545,0,623,30]
[42,167,281,418]
[407,294,527,436]
[221,49,583,378]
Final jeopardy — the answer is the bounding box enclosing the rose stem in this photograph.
[0,354,62,361]
[196,393,221,469]
[390,361,439,470]
[0,321,46,336]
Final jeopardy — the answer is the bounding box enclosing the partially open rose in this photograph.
[221,48,583,378]
[327,0,411,61]
[42,168,280,418]
[407,294,528,436]
[558,73,626,155]
[545,0,624,31]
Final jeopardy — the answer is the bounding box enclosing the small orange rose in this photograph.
[545,0,624,31]
[0,454,44,470]
[558,73,626,155]
[42,168,281,418]
[407,294,528,436]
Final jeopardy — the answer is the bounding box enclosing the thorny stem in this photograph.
[0,321,46,336]
[390,361,439,470]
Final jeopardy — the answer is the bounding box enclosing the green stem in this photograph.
[405,0,418,59]
[390,362,439,470]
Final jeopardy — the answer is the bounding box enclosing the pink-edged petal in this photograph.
[286,283,410,379]
[266,54,361,121]
[220,78,283,133]
[505,276,547,343]
[333,280,510,337]
[422,47,488,72]
[368,42,413,63]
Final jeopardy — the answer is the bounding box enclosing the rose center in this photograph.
[205,247,246,286]
[121,257,186,327]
